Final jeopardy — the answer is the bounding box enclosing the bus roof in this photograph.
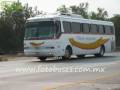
[27,13,114,26]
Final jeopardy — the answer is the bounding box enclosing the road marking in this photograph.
[43,72,120,90]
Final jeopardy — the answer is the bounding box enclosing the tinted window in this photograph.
[25,21,55,40]
[110,26,114,34]
[98,25,105,34]
[105,26,113,34]
[80,23,83,32]
[71,22,80,33]
[90,24,98,33]
[83,23,90,33]
[63,21,71,33]
[55,21,61,37]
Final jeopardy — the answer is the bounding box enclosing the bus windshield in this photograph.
[25,21,57,40]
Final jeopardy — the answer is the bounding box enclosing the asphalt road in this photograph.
[0,52,120,90]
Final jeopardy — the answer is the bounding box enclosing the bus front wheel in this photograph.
[38,57,47,61]
[62,46,72,59]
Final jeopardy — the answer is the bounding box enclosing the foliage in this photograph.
[70,3,89,18]
[57,3,89,18]
[0,1,41,53]
[90,8,108,20]
[0,16,18,53]
[110,15,120,47]
[57,5,69,13]
[1,1,23,16]
[57,3,108,20]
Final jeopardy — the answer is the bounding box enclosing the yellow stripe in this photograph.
[69,37,109,49]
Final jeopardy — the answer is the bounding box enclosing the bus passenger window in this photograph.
[63,21,71,33]
[105,26,113,34]
[110,26,114,34]
[83,23,90,33]
[90,24,98,34]
[98,25,105,34]
[55,21,61,38]
[80,23,83,33]
[71,22,80,33]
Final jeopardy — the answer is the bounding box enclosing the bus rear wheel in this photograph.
[95,46,105,57]
[38,57,47,61]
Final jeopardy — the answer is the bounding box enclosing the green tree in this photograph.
[57,3,89,18]
[90,8,108,20]
[23,3,42,19]
[57,3,108,20]
[0,16,18,53]
[0,1,41,53]
[1,1,23,16]
[110,15,120,47]
[57,5,69,13]
[70,3,89,18]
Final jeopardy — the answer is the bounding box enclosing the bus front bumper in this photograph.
[24,49,64,57]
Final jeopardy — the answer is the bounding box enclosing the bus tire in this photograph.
[38,57,47,61]
[95,45,105,57]
[62,46,72,59]
[77,55,85,58]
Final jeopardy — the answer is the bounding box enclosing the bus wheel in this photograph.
[38,57,47,61]
[95,46,105,57]
[62,46,72,59]
[77,55,85,58]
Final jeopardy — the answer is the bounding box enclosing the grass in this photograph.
[0,56,8,61]
[0,53,24,61]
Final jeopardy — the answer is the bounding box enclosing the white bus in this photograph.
[24,13,115,61]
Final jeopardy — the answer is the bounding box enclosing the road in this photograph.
[0,52,120,90]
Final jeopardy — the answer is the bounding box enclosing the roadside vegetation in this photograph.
[0,1,120,54]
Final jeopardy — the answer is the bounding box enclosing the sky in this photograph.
[1,0,120,17]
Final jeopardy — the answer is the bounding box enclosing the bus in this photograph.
[24,13,115,61]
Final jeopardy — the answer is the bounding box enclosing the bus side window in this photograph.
[63,21,71,33]
[90,24,98,34]
[71,22,80,33]
[55,21,61,37]
[98,25,105,34]
[80,23,83,33]
[105,25,112,35]
[83,23,90,33]
[110,26,114,34]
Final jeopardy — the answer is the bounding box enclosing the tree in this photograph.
[110,15,120,47]
[70,3,89,18]
[23,3,42,19]
[57,5,69,13]
[1,1,23,16]
[90,8,108,20]
[0,1,41,53]
[57,3,89,18]
[0,16,18,53]
[57,3,108,20]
